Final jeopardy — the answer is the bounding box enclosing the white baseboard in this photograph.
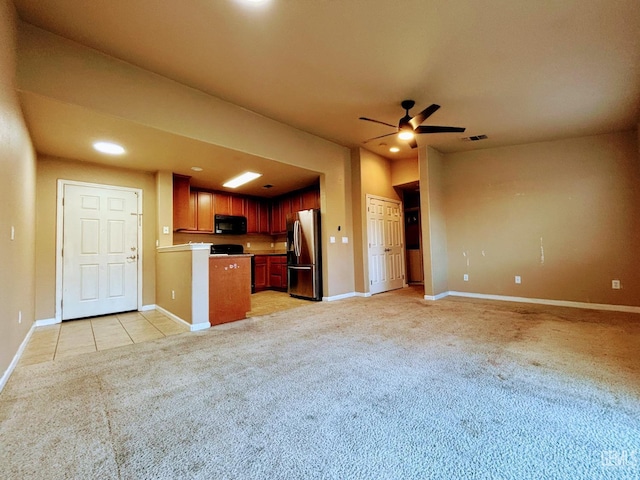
[353,292,372,298]
[0,323,36,394]
[35,317,59,327]
[323,292,358,301]
[139,304,157,312]
[442,291,640,313]
[154,305,210,332]
[424,292,450,301]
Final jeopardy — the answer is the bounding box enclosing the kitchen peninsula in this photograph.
[156,243,252,330]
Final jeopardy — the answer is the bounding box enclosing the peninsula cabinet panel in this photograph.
[209,256,251,325]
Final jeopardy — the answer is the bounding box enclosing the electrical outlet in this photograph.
[246,242,251,248]
[330,236,336,244]
[18,310,21,324]
[463,274,469,281]
[515,275,521,284]
[612,280,621,289]
[270,242,274,247]
[171,290,175,300]
[341,236,348,244]
[162,226,169,234]
[10,226,15,241]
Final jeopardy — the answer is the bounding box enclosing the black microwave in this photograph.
[214,214,247,235]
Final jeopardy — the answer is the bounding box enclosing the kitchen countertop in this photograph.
[246,251,287,256]
[210,253,253,258]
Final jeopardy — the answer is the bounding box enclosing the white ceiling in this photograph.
[13,0,640,191]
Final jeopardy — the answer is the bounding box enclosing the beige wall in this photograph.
[419,147,449,296]
[35,157,158,320]
[18,23,355,299]
[391,158,419,187]
[0,0,37,377]
[351,148,402,293]
[156,250,193,322]
[156,171,174,247]
[443,131,640,306]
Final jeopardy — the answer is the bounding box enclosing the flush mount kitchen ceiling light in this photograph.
[93,141,125,155]
[223,171,262,188]
[389,147,400,153]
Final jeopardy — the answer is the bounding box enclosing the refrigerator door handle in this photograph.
[289,266,312,270]
[294,220,301,257]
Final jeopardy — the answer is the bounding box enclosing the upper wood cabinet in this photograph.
[214,192,246,216]
[191,191,213,232]
[173,174,192,231]
[301,188,320,210]
[269,185,320,235]
[246,197,270,234]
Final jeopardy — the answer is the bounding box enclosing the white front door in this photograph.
[62,184,139,320]
[367,196,405,295]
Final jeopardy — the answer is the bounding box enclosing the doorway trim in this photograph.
[54,179,144,323]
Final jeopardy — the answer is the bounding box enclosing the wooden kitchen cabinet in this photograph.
[270,196,292,235]
[268,255,288,291]
[301,187,320,210]
[184,190,214,232]
[253,255,268,291]
[173,174,192,230]
[246,198,270,234]
[214,192,246,216]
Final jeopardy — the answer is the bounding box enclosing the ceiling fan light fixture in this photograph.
[398,130,414,141]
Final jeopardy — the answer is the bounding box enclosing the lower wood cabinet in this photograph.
[253,254,287,292]
[268,255,288,291]
[254,255,268,291]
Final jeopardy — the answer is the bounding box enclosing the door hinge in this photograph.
[370,280,373,285]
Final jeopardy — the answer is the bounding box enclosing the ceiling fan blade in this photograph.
[409,104,440,130]
[359,117,397,129]
[408,138,418,149]
[415,125,466,134]
[363,132,397,143]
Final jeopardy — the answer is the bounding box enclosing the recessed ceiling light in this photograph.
[389,147,400,153]
[191,166,203,172]
[223,171,262,188]
[93,141,125,155]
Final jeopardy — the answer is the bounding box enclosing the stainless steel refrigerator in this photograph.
[287,208,322,300]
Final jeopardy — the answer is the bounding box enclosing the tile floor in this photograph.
[19,310,189,367]
[20,291,313,367]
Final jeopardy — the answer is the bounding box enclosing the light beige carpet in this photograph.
[1,288,639,479]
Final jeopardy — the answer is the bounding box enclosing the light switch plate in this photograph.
[341,236,348,244]
[330,236,336,244]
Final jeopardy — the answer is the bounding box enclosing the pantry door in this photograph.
[60,182,141,320]
[367,195,405,295]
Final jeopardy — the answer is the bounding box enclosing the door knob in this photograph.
[126,255,137,261]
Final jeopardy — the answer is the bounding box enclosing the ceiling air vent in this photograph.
[462,134,488,141]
